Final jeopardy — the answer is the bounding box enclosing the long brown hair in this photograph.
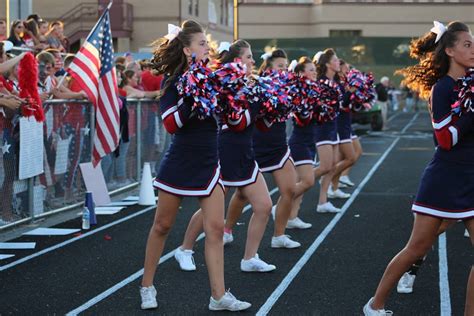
[214,39,251,65]
[315,48,340,82]
[258,48,287,75]
[151,20,204,94]
[396,21,470,99]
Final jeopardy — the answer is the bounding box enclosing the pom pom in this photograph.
[451,68,474,116]
[18,53,44,122]
[176,56,220,120]
[249,69,294,123]
[346,69,376,112]
[213,59,250,118]
[288,75,318,123]
[312,77,341,124]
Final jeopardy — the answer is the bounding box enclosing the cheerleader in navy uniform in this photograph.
[363,21,474,316]
[335,60,363,189]
[312,49,344,213]
[175,40,276,273]
[140,20,250,312]
[328,59,358,197]
[253,49,301,249]
[287,57,317,229]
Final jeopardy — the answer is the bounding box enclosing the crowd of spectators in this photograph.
[0,13,164,225]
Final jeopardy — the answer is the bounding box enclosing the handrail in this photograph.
[42,98,158,104]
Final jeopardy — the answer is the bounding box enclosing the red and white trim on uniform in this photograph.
[153,164,222,196]
[222,162,260,187]
[259,148,294,172]
[161,98,184,134]
[316,139,339,147]
[412,202,474,219]
[294,159,315,166]
[432,113,459,150]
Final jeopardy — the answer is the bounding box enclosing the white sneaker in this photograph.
[465,229,470,238]
[140,285,158,310]
[271,235,301,248]
[316,202,341,213]
[338,182,348,188]
[340,175,355,187]
[174,247,196,271]
[397,272,416,294]
[223,232,234,245]
[271,205,276,221]
[328,188,351,199]
[286,217,312,229]
[241,254,276,272]
[363,297,393,316]
[209,291,251,311]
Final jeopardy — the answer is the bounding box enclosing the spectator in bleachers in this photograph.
[45,48,66,76]
[23,19,47,51]
[140,60,162,92]
[115,56,126,67]
[122,69,159,99]
[0,20,7,41]
[38,20,49,47]
[46,21,67,52]
[124,52,134,65]
[7,20,26,48]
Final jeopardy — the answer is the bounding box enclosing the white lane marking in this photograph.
[66,188,279,315]
[0,206,156,271]
[256,113,420,315]
[438,233,451,316]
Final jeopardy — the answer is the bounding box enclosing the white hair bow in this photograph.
[313,51,324,64]
[261,52,272,60]
[430,21,447,44]
[164,24,182,42]
[288,59,298,72]
[218,41,231,54]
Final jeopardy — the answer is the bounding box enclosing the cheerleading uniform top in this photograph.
[337,84,354,143]
[218,102,261,187]
[314,75,341,147]
[412,75,474,219]
[153,76,222,197]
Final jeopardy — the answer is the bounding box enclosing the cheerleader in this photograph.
[175,39,276,273]
[312,49,344,213]
[363,21,474,315]
[330,59,360,194]
[140,20,250,312]
[252,49,300,248]
[287,57,317,229]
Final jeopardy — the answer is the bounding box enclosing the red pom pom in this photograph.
[18,53,44,122]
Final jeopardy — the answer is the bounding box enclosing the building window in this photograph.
[330,29,362,37]
[195,0,200,16]
[188,0,193,15]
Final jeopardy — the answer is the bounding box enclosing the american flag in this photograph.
[67,6,120,166]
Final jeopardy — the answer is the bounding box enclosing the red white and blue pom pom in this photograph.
[213,59,250,117]
[176,56,219,120]
[451,68,474,116]
[346,69,376,112]
[312,78,341,124]
[288,75,318,120]
[250,69,294,123]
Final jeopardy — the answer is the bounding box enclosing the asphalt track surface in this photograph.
[0,111,472,315]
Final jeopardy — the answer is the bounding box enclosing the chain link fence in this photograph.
[0,98,169,229]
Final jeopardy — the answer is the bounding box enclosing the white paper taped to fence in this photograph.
[54,135,72,175]
[19,117,44,180]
